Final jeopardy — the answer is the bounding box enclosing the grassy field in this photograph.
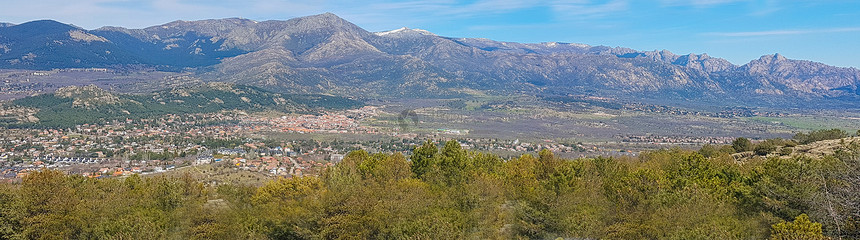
[365,97,860,144]
[748,115,860,131]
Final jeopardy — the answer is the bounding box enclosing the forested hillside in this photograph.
[1,136,857,239]
[5,83,362,128]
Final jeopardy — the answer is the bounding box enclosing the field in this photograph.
[147,163,275,186]
[748,113,860,131]
[366,96,824,144]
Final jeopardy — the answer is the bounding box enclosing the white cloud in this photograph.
[660,0,750,7]
[551,0,629,19]
[658,0,781,16]
[706,27,860,37]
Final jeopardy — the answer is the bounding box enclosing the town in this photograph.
[0,106,595,183]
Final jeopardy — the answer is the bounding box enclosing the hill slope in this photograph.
[7,83,362,128]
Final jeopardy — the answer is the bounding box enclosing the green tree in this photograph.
[733,137,753,153]
[771,214,830,240]
[755,140,778,156]
[698,144,721,158]
[253,177,325,239]
[793,129,848,144]
[751,156,825,221]
[410,140,438,179]
[0,183,20,240]
[438,140,468,185]
[16,169,86,240]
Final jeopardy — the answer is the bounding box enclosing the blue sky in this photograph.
[1,0,859,68]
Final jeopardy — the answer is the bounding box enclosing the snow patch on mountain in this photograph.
[375,27,435,36]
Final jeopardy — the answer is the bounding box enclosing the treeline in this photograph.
[793,128,852,144]
[2,139,859,239]
[697,128,859,158]
[0,172,206,239]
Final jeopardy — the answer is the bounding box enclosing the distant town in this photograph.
[0,106,606,183]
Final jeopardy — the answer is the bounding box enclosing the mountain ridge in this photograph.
[1,13,858,108]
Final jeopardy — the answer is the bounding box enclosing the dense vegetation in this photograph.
[793,129,850,144]
[1,138,858,239]
[7,84,362,128]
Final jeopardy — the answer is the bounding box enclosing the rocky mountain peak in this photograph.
[653,49,679,62]
[55,85,113,97]
[753,53,788,65]
[144,18,259,37]
[773,53,787,61]
[308,12,341,21]
[744,53,795,75]
[669,52,735,72]
[375,27,436,37]
[288,12,357,31]
[68,30,109,42]
[55,85,121,107]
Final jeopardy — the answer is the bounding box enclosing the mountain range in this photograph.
[1,13,858,108]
